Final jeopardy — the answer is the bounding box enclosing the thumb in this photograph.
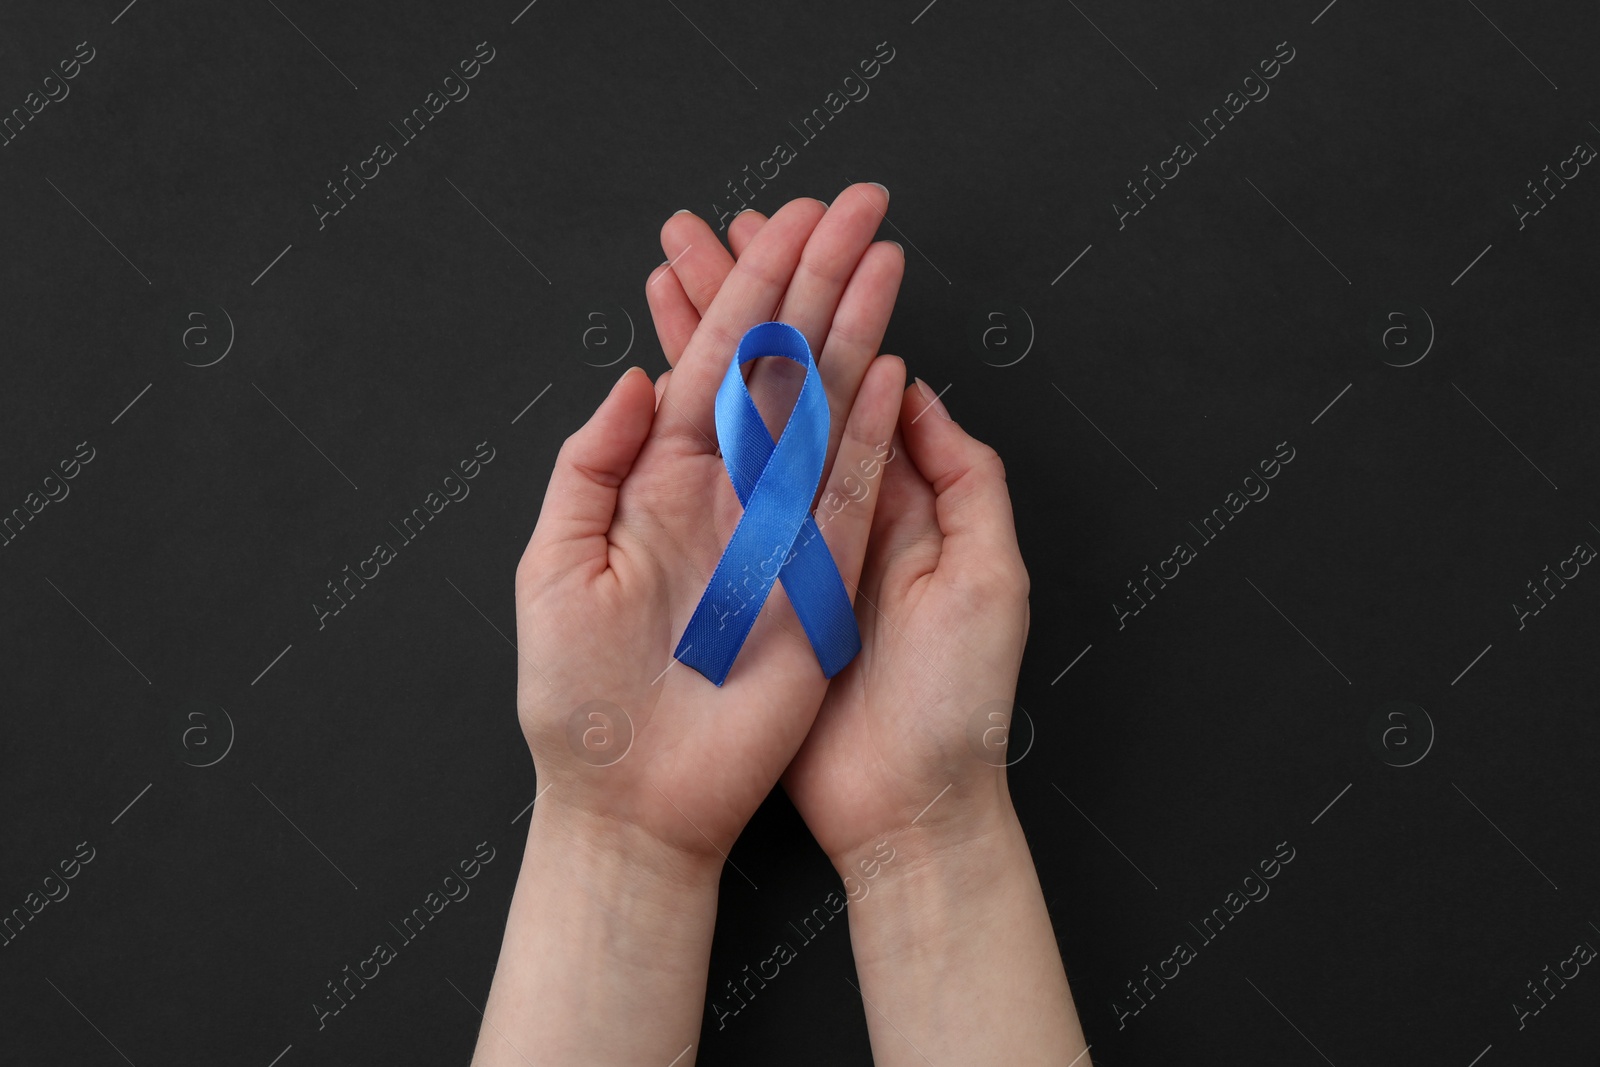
[529,366,657,560]
[899,378,1025,581]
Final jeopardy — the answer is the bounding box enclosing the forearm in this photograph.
[837,788,1088,1066]
[472,802,722,1066]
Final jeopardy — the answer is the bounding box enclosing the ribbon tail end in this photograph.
[674,637,732,687]
[818,633,863,680]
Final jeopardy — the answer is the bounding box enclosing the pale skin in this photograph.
[471,187,1086,1065]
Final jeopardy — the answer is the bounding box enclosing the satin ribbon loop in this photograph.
[674,321,862,686]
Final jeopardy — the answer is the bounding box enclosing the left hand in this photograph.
[516,187,906,863]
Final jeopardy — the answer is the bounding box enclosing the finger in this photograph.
[774,183,889,353]
[765,183,889,359]
[745,183,891,443]
[811,355,907,591]
[652,197,828,451]
[649,212,769,368]
[897,379,1026,581]
[660,209,738,316]
[644,260,699,367]
[727,209,768,258]
[653,368,672,409]
[859,424,939,598]
[811,239,904,484]
[526,367,658,565]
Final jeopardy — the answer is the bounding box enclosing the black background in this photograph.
[2,0,1597,1064]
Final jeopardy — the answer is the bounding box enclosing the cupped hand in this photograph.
[783,385,1031,870]
[516,187,906,863]
[646,202,1031,875]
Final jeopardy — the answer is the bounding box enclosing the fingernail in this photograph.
[885,240,904,257]
[914,377,951,420]
[672,208,693,216]
[868,181,889,200]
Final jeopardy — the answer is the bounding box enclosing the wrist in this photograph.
[837,797,1041,968]
[827,774,1020,901]
[823,785,1086,1063]
[476,796,723,1065]
[526,796,725,908]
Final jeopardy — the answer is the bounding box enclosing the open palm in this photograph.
[517,189,907,859]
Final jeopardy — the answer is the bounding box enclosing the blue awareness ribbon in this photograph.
[674,321,862,686]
